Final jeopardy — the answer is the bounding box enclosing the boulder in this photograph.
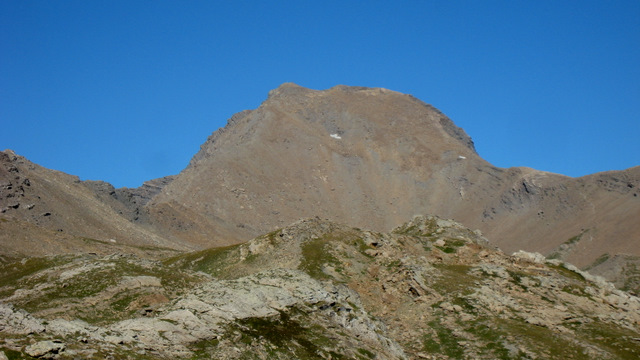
[25,340,65,358]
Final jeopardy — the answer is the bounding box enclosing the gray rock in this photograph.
[25,340,65,358]
[95,269,407,359]
[512,250,546,264]
[0,303,45,335]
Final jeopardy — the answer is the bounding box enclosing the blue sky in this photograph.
[1,1,639,188]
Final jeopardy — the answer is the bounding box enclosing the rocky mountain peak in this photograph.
[188,84,477,169]
[151,84,483,243]
[265,81,312,99]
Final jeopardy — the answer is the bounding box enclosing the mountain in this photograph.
[148,83,482,243]
[1,83,638,289]
[1,216,639,359]
[0,150,192,259]
[145,83,640,289]
[2,83,640,359]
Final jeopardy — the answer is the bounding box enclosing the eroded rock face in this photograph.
[0,303,45,335]
[102,269,405,359]
[1,263,405,358]
[25,340,65,359]
[1,216,639,359]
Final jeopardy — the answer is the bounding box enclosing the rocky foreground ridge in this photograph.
[1,216,639,359]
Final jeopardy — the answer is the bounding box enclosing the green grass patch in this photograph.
[5,256,199,324]
[299,238,340,279]
[0,347,33,360]
[464,319,512,359]
[188,337,221,359]
[565,232,584,246]
[385,259,402,269]
[234,310,348,360]
[353,237,374,257]
[356,347,375,359]
[431,264,476,294]
[0,256,67,289]
[546,252,562,260]
[423,319,465,358]
[394,224,419,235]
[163,244,242,278]
[547,231,588,261]
[79,237,182,254]
[561,283,592,299]
[548,264,586,282]
[254,228,283,246]
[436,246,457,254]
[506,269,539,291]
[497,317,585,358]
[109,292,139,312]
[584,253,610,271]
[435,238,467,254]
[451,296,476,313]
[393,217,438,237]
[448,239,467,247]
[19,266,118,314]
[577,322,640,359]
[620,262,640,293]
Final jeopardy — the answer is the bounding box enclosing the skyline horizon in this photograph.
[2,1,638,188]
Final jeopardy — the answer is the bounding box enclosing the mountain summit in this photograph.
[148,83,482,243]
[146,84,639,282]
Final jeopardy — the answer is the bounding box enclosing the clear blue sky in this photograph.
[2,1,639,188]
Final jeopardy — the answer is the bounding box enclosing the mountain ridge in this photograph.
[1,83,639,293]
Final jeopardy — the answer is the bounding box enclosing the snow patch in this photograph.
[457,156,466,160]
[330,134,342,139]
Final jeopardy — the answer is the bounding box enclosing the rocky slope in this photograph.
[2,83,639,291]
[1,216,639,359]
[148,83,484,244]
[0,150,194,259]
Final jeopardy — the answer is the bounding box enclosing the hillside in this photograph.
[146,83,640,287]
[0,150,192,259]
[1,216,639,359]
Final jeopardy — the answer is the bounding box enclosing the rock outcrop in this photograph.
[1,216,638,359]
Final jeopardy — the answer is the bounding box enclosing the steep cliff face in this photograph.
[147,83,640,274]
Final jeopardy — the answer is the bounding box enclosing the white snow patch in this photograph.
[457,156,466,160]
[330,134,342,139]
